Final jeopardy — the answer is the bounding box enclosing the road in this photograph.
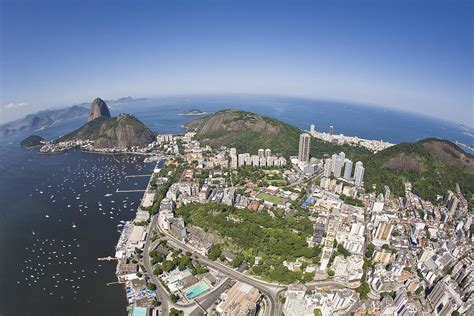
[142,215,173,316]
[156,222,286,316]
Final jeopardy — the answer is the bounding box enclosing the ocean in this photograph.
[0,95,471,316]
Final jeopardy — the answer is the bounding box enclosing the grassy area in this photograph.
[257,192,286,206]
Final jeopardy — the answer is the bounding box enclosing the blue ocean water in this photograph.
[0,95,472,316]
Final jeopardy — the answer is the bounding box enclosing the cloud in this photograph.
[2,102,29,109]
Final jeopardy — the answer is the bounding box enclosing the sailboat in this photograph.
[72,222,76,228]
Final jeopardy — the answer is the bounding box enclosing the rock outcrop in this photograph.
[58,98,154,149]
[88,98,111,121]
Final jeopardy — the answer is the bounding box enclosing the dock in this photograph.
[98,256,118,261]
[125,174,153,179]
[116,188,146,193]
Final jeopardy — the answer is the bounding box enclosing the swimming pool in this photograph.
[185,282,210,299]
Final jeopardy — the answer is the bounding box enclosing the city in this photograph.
[113,125,473,316]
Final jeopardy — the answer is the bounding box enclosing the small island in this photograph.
[179,108,208,116]
[20,135,45,148]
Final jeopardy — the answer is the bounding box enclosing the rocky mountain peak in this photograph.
[88,98,111,121]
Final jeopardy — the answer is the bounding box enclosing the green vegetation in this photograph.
[147,164,184,214]
[147,282,157,291]
[169,308,184,316]
[257,192,286,206]
[208,244,222,261]
[57,114,154,147]
[176,202,316,283]
[356,282,371,300]
[20,135,44,148]
[188,110,474,207]
[339,194,364,207]
[314,309,323,316]
[365,243,375,258]
[363,139,474,208]
[336,244,350,258]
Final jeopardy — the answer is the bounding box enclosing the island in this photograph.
[179,109,209,116]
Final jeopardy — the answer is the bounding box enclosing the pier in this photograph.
[98,256,118,261]
[116,188,146,193]
[125,174,153,179]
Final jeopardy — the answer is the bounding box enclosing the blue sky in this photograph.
[0,0,472,125]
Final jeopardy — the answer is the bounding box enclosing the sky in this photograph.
[0,0,472,125]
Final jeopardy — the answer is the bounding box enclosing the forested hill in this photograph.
[185,110,473,206]
[363,138,474,205]
[184,109,301,157]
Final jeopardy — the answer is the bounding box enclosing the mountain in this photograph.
[185,109,301,157]
[363,138,474,204]
[58,99,154,148]
[0,105,89,136]
[186,110,473,206]
[89,98,111,121]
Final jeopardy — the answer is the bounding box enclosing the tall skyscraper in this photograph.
[354,161,365,187]
[338,152,345,161]
[258,148,265,158]
[331,153,338,173]
[298,133,311,162]
[310,124,315,132]
[264,148,271,157]
[334,157,344,178]
[343,159,353,180]
[323,158,332,177]
[329,125,334,136]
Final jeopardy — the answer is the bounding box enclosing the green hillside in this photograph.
[185,109,301,157]
[20,135,44,148]
[186,110,473,207]
[58,114,155,148]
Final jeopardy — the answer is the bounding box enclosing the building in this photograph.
[216,281,261,315]
[264,148,272,157]
[334,156,344,178]
[354,161,365,187]
[298,133,311,162]
[310,124,315,132]
[329,125,334,136]
[258,148,265,158]
[323,158,332,177]
[343,159,353,180]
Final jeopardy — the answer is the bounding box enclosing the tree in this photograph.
[162,260,175,272]
[170,294,178,303]
[208,244,222,261]
[327,269,335,277]
[365,243,375,258]
[153,267,163,276]
[356,282,371,300]
[169,308,184,316]
[147,283,157,291]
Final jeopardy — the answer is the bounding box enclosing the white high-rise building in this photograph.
[354,161,365,187]
[331,154,338,173]
[258,148,265,158]
[343,159,353,180]
[334,157,344,178]
[298,133,311,162]
[338,152,346,161]
[264,148,271,157]
[323,158,332,177]
[310,124,315,132]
